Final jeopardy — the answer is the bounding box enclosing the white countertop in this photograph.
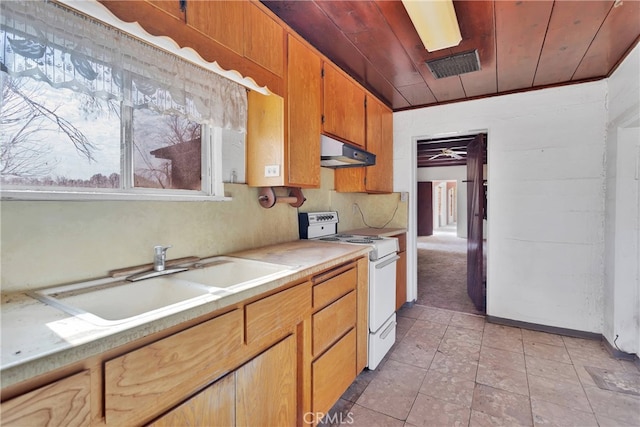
[1,240,370,388]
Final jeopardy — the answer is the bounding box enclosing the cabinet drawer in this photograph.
[313,267,356,309]
[245,282,311,344]
[1,370,91,427]
[313,291,356,357]
[105,309,243,425]
[312,329,356,415]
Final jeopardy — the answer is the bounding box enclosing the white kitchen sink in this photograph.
[172,256,297,289]
[30,276,220,326]
[29,256,298,326]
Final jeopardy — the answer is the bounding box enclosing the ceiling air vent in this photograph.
[425,49,481,79]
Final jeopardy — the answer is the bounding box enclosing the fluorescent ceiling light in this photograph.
[401,0,462,52]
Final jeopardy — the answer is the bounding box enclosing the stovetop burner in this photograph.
[346,238,374,244]
[299,211,399,260]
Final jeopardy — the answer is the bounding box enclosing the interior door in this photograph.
[417,181,433,236]
[466,134,485,311]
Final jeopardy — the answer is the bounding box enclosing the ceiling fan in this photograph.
[428,148,467,160]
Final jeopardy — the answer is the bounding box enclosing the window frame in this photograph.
[0,125,229,201]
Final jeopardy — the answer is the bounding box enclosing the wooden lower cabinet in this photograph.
[150,334,296,427]
[149,374,235,427]
[312,291,356,357]
[105,309,244,426]
[2,258,367,427]
[311,329,356,416]
[0,370,91,427]
[307,261,363,424]
[236,334,297,426]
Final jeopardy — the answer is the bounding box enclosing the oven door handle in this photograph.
[381,320,397,339]
[374,254,400,270]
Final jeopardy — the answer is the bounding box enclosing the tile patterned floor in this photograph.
[320,305,640,426]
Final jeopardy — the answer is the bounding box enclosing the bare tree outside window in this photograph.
[133,109,202,191]
[1,75,121,188]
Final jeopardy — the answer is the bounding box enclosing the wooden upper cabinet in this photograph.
[322,63,366,147]
[246,91,285,187]
[363,96,393,193]
[247,35,322,188]
[244,2,285,77]
[147,0,185,22]
[186,0,244,55]
[287,35,322,187]
[335,96,393,193]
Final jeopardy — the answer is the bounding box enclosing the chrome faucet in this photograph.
[127,245,188,282]
[154,245,172,271]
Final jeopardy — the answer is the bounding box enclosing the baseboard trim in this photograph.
[486,315,600,340]
[487,315,639,363]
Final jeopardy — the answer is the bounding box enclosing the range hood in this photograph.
[320,135,376,168]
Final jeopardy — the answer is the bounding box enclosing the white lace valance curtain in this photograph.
[0,0,247,131]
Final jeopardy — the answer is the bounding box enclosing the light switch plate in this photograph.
[264,164,280,177]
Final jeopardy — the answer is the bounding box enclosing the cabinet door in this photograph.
[187,0,243,54]
[365,96,393,193]
[1,370,90,427]
[149,374,235,427]
[287,35,322,187]
[335,95,393,193]
[323,63,365,147]
[246,91,285,187]
[244,2,285,77]
[147,0,185,22]
[236,335,297,426]
[334,166,365,193]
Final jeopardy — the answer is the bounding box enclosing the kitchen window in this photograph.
[0,1,248,201]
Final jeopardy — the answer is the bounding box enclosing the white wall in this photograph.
[603,43,640,355]
[395,80,608,333]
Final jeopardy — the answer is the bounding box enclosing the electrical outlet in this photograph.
[352,203,358,215]
[400,192,408,202]
[264,164,280,177]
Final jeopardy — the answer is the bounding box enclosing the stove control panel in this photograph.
[298,211,339,239]
[306,212,339,224]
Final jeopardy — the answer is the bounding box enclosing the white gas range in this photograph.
[299,211,398,369]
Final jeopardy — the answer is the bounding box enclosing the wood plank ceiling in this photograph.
[262,0,640,112]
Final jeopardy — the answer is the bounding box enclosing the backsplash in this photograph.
[0,169,406,292]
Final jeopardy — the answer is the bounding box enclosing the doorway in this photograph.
[415,133,487,315]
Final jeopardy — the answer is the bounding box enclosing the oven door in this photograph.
[368,252,400,332]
